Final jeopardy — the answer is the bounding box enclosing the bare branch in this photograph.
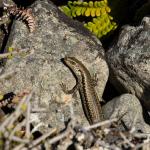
[11,136,29,143]
[83,118,118,131]
[0,48,33,59]
[25,101,31,138]
[9,119,26,140]
[0,91,32,131]
[119,131,135,148]
[29,128,57,148]
[31,108,47,113]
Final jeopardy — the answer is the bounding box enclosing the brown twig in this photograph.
[13,128,57,149]
[133,133,150,138]
[9,119,26,140]
[31,108,47,113]
[83,118,118,131]
[48,128,72,145]
[25,100,31,138]
[135,138,150,149]
[11,136,29,143]
[119,131,135,148]
[0,91,32,131]
[0,48,32,59]
[29,128,57,148]
[8,91,32,128]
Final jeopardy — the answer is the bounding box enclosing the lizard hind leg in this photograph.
[91,74,105,103]
[91,73,98,87]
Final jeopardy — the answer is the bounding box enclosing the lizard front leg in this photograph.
[60,82,79,94]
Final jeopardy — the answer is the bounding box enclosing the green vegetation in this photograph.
[60,0,117,38]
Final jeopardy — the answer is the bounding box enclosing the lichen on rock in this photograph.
[0,0,109,132]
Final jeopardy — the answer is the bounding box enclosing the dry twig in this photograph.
[84,118,118,131]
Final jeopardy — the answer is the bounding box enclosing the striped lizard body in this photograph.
[61,57,104,125]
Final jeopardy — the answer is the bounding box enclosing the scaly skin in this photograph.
[61,57,104,125]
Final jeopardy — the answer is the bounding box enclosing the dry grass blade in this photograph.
[8,91,33,128]
[48,128,72,145]
[47,120,76,145]
[25,101,31,138]
[0,91,32,131]
[0,48,33,59]
[12,144,26,150]
[11,136,29,143]
[133,133,150,138]
[29,128,57,148]
[31,108,47,113]
[83,118,118,131]
[135,138,150,149]
[119,131,135,148]
[9,119,26,140]
[13,128,57,150]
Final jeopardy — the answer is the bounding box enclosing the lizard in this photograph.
[60,56,104,126]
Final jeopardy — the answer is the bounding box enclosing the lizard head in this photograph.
[63,57,83,76]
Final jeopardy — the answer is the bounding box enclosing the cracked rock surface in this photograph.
[106,17,150,110]
[0,0,109,132]
[103,94,150,133]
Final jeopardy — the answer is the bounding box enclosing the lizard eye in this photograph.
[69,60,76,66]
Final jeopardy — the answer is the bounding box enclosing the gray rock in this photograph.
[0,0,109,132]
[103,94,150,133]
[106,17,150,110]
